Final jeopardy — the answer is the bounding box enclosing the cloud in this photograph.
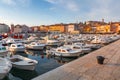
[45,0,57,4]
[45,0,79,12]
[1,0,15,5]
[83,0,115,21]
[1,0,31,6]
[66,1,79,11]
[45,0,120,22]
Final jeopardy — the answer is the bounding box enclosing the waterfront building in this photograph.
[66,23,79,34]
[110,22,120,33]
[33,26,39,32]
[11,24,29,33]
[48,24,65,33]
[0,23,10,33]
[39,25,49,32]
[97,25,111,33]
[83,25,91,33]
[78,22,85,33]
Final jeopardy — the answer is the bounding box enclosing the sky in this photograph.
[0,0,120,26]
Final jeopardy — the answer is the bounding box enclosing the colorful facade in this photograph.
[97,25,110,33]
[39,25,49,32]
[110,23,120,33]
[83,25,91,33]
[11,24,29,33]
[66,24,79,34]
[48,24,65,33]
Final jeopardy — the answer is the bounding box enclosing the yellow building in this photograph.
[48,24,65,33]
[97,25,110,33]
[39,25,49,32]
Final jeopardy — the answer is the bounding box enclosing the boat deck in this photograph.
[32,39,120,80]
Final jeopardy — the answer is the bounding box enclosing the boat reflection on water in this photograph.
[10,51,28,57]
[25,50,46,59]
[54,56,77,64]
[10,67,38,80]
[25,50,45,56]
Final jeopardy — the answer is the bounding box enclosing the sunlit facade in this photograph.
[39,25,49,32]
[48,24,65,33]
[97,25,110,33]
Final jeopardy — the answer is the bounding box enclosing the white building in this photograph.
[66,24,79,34]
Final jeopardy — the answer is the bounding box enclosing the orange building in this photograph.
[112,23,120,33]
[48,24,65,33]
[110,22,120,33]
[39,25,49,32]
[83,25,91,33]
[97,25,110,33]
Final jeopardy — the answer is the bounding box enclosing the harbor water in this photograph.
[3,50,78,80]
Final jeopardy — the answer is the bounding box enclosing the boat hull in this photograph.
[82,49,91,53]
[13,64,36,70]
[26,46,45,50]
[9,48,25,52]
[54,52,80,57]
[46,42,61,46]
[0,51,8,57]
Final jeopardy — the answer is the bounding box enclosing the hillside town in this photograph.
[1,19,120,36]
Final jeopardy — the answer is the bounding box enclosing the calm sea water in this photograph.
[3,50,77,80]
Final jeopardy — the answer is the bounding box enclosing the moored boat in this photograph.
[8,55,38,70]
[9,43,25,52]
[0,57,12,79]
[46,46,81,57]
[25,42,46,50]
[0,44,8,57]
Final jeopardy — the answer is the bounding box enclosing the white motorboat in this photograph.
[42,36,62,46]
[46,39,62,46]
[9,43,25,52]
[8,55,38,70]
[0,57,12,79]
[3,37,25,44]
[91,36,102,44]
[91,36,111,44]
[84,43,102,50]
[73,43,91,53]
[25,42,46,50]
[0,42,8,57]
[25,35,38,43]
[74,42,95,49]
[47,46,81,57]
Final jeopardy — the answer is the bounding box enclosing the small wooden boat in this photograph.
[8,55,38,70]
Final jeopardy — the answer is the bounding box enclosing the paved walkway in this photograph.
[33,40,120,80]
